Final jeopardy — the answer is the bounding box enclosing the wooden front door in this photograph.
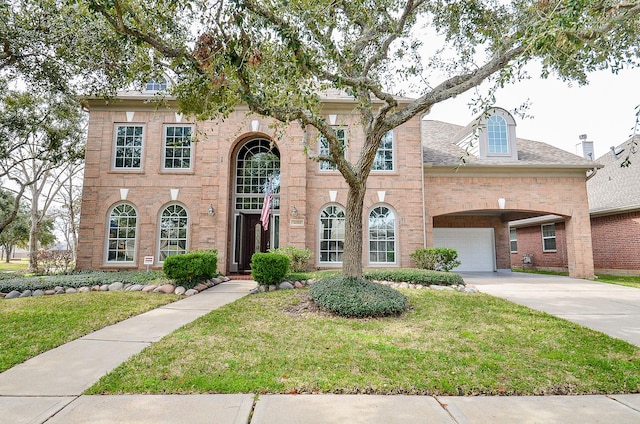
[238,213,270,272]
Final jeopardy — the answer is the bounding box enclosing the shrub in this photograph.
[251,252,290,286]
[363,268,464,286]
[163,250,218,288]
[410,248,461,272]
[269,246,312,272]
[0,271,166,293]
[309,276,408,318]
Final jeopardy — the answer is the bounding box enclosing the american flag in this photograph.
[260,179,272,231]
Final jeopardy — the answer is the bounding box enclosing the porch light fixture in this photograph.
[498,198,506,210]
[291,205,298,216]
[208,204,215,216]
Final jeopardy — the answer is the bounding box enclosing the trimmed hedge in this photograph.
[0,271,165,293]
[251,252,290,286]
[163,250,218,289]
[363,268,464,286]
[309,276,408,318]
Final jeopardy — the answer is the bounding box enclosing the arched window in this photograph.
[487,115,509,154]
[107,204,137,262]
[319,205,345,263]
[368,205,396,263]
[235,139,280,211]
[159,204,189,261]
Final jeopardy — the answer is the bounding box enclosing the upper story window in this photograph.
[114,125,143,169]
[163,125,193,170]
[107,203,137,263]
[319,128,347,171]
[372,131,394,171]
[542,223,557,252]
[487,115,509,154]
[145,78,167,91]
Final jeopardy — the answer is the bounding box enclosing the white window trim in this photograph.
[541,223,557,252]
[509,228,518,253]
[318,203,345,265]
[319,127,348,172]
[105,202,138,264]
[486,115,510,156]
[161,124,194,171]
[157,203,190,263]
[372,130,395,172]
[112,123,145,171]
[367,204,398,265]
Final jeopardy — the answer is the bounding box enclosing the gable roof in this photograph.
[421,119,599,169]
[587,136,640,215]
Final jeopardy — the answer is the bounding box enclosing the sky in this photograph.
[423,66,640,160]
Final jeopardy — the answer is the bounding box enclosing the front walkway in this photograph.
[460,271,640,347]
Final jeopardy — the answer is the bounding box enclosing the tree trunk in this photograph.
[28,212,41,273]
[342,182,366,279]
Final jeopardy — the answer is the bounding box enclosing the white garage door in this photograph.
[432,228,496,272]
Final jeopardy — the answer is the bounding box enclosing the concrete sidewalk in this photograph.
[2,275,640,423]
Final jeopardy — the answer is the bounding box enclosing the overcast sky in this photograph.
[423,66,640,160]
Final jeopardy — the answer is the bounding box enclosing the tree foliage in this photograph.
[19,0,639,278]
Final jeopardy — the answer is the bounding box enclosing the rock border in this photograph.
[252,278,479,294]
[0,276,231,300]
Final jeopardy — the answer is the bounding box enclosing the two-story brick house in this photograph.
[76,90,598,278]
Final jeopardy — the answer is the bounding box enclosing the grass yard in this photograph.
[0,258,29,273]
[87,288,640,396]
[0,292,179,372]
[596,274,640,289]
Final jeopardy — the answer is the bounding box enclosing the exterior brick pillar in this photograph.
[565,212,595,279]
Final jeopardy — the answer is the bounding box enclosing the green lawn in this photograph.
[87,289,640,396]
[0,258,29,273]
[596,274,640,289]
[0,292,179,372]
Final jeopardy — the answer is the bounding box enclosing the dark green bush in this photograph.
[163,250,218,288]
[363,268,464,286]
[309,276,408,318]
[0,271,165,293]
[251,252,290,286]
[269,246,312,272]
[410,248,461,272]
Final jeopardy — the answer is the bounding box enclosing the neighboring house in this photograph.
[509,136,640,276]
[76,90,598,278]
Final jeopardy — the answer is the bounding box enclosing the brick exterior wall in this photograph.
[591,211,640,275]
[510,222,568,271]
[76,99,425,273]
[76,96,596,278]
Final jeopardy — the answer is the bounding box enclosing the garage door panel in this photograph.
[432,228,495,272]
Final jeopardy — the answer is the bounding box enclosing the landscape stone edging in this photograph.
[254,279,479,293]
[0,276,231,300]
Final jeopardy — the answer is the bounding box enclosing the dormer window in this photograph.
[487,115,509,154]
[454,107,518,162]
[145,78,167,91]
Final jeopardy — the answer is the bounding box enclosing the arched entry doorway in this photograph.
[230,138,280,273]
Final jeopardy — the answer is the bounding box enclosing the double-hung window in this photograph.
[372,131,394,171]
[114,125,143,169]
[163,125,193,170]
[509,228,518,253]
[541,224,556,252]
[319,128,347,171]
[319,205,345,263]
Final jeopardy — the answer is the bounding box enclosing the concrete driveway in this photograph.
[460,272,640,347]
